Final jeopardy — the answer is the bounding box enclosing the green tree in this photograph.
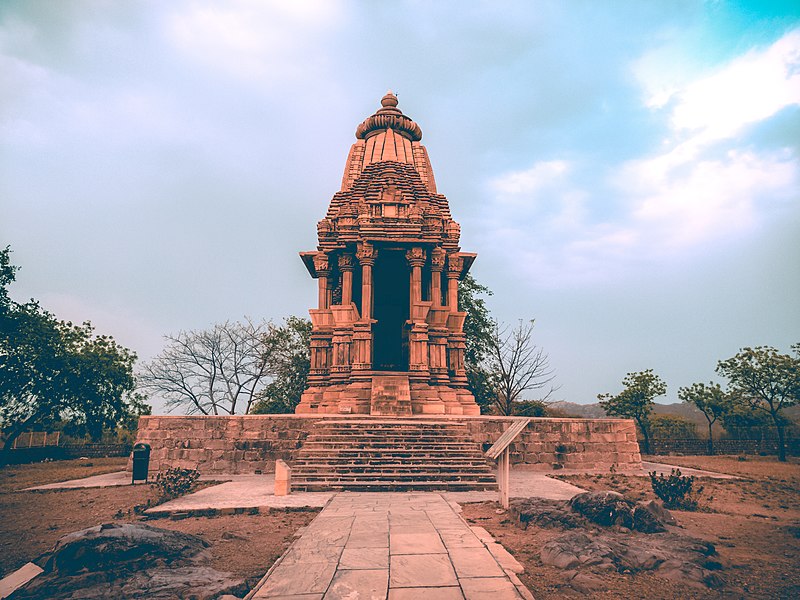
[0,247,139,458]
[458,274,496,412]
[678,382,732,455]
[717,345,800,462]
[251,316,311,414]
[650,414,698,440]
[599,369,666,455]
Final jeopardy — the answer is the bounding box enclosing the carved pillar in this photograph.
[406,247,426,310]
[430,247,445,308]
[356,242,377,320]
[313,253,330,310]
[338,252,355,305]
[447,332,468,388]
[446,254,463,311]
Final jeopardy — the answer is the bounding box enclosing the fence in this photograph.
[3,443,131,465]
[648,437,800,456]
[11,431,61,448]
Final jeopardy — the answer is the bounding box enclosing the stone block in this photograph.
[275,459,291,496]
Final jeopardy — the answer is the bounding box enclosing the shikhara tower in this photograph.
[296,92,479,416]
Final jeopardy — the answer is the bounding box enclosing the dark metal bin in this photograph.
[131,443,151,484]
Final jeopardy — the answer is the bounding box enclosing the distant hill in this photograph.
[549,401,800,429]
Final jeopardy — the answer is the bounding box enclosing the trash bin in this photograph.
[131,443,151,484]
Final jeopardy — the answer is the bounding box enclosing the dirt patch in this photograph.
[462,456,800,599]
[0,459,318,596]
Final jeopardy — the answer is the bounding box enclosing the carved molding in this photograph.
[405,247,427,267]
[313,253,330,276]
[447,254,463,277]
[430,247,446,271]
[356,242,377,266]
[338,252,355,272]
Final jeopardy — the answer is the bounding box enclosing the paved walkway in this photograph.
[248,492,531,600]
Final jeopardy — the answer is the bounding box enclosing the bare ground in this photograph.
[0,458,318,593]
[461,455,800,599]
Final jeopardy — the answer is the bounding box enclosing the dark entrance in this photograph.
[372,250,409,370]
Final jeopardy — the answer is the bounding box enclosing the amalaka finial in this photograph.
[381,90,398,108]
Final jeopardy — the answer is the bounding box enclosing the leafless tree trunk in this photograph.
[138,318,278,415]
[488,320,556,416]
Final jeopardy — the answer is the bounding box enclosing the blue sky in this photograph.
[1,1,798,411]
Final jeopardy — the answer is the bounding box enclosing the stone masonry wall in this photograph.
[132,415,641,474]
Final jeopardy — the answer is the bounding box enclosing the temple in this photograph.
[295,92,480,416]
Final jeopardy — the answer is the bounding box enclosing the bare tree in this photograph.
[488,320,556,415]
[139,318,282,415]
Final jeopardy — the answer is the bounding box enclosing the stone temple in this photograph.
[296,92,479,416]
[131,93,643,482]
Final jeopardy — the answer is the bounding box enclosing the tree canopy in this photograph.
[458,274,496,411]
[0,247,139,455]
[717,345,799,461]
[251,317,311,414]
[678,381,731,454]
[599,369,666,454]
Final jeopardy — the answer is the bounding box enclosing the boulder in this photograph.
[14,523,246,600]
[539,529,724,590]
[509,498,585,530]
[569,491,635,528]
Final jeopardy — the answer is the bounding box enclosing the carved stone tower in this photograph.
[296,92,479,415]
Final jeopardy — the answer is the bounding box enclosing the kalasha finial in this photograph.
[354,90,422,141]
[381,90,398,108]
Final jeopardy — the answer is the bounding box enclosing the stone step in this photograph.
[292,464,493,473]
[290,418,497,492]
[292,481,498,492]
[301,439,475,446]
[292,474,497,483]
[303,432,472,438]
[291,459,491,467]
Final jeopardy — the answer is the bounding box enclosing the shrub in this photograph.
[649,468,702,510]
[151,467,200,501]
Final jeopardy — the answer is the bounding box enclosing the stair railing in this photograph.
[485,418,531,509]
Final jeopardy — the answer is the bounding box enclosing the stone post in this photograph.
[338,252,355,306]
[275,459,291,496]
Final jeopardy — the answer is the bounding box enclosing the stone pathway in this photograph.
[248,492,532,600]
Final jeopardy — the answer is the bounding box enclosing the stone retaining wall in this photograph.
[132,415,641,474]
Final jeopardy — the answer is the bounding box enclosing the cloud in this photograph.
[480,29,800,287]
[164,0,344,82]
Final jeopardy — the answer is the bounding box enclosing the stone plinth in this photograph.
[131,415,641,474]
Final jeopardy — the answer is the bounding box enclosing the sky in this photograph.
[2,0,799,412]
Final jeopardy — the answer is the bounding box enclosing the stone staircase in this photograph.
[290,419,498,492]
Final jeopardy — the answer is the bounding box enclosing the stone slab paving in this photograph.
[147,477,334,512]
[248,492,531,600]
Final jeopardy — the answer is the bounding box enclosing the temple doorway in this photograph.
[372,250,409,371]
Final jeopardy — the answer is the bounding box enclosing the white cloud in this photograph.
[481,29,800,287]
[670,30,800,141]
[489,160,569,197]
